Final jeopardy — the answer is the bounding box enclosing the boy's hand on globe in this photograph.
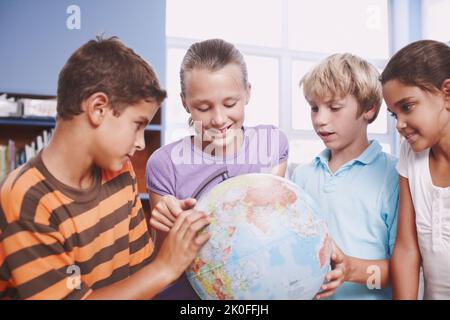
[155,209,211,281]
[315,241,347,299]
[150,195,197,232]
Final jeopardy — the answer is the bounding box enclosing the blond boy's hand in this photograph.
[315,241,348,299]
[154,209,211,281]
[150,195,197,232]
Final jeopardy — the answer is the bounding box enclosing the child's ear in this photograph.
[245,83,252,105]
[180,92,190,113]
[441,79,450,100]
[83,92,110,126]
[363,104,377,122]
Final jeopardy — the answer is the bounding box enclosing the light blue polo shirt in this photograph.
[292,140,399,300]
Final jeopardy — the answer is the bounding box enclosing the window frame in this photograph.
[164,0,424,158]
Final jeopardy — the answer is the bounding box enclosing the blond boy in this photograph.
[293,54,399,300]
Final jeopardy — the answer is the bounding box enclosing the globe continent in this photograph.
[186,173,331,300]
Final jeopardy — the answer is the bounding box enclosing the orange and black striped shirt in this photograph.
[0,152,153,299]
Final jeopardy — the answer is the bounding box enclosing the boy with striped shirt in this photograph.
[0,37,210,300]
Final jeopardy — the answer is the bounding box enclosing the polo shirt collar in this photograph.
[314,140,382,166]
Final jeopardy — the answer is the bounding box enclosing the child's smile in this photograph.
[183,63,250,155]
[383,79,450,152]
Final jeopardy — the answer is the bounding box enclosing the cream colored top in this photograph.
[397,140,450,300]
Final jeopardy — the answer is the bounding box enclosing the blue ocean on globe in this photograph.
[186,173,331,300]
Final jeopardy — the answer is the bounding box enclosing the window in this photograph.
[287,0,389,59]
[241,55,280,127]
[165,0,395,165]
[422,0,450,42]
[166,0,282,47]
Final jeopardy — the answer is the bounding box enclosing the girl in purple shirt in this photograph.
[145,39,288,299]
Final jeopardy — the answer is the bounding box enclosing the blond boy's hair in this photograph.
[300,53,382,123]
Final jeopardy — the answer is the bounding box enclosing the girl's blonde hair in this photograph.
[300,53,382,123]
[180,38,248,95]
[180,39,248,126]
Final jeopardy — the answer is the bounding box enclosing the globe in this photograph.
[186,173,331,300]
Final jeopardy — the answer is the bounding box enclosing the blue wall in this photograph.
[0,0,166,96]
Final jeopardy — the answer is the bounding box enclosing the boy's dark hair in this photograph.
[57,36,167,119]
[380,40,450,92]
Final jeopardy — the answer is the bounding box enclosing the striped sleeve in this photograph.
[0,166,92,300]
[1,219,92,300]
[127,163,153,274]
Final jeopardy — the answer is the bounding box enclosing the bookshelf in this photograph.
[0,93,162,216]
[1,0,167,243]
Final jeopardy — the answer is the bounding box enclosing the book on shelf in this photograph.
[0,94,21,117]
[0,94,57,118]
[21,98,57,118]
[0,128,54,181]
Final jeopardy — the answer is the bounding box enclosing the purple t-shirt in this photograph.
[146,125,288,299]
[146,125,289,200]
